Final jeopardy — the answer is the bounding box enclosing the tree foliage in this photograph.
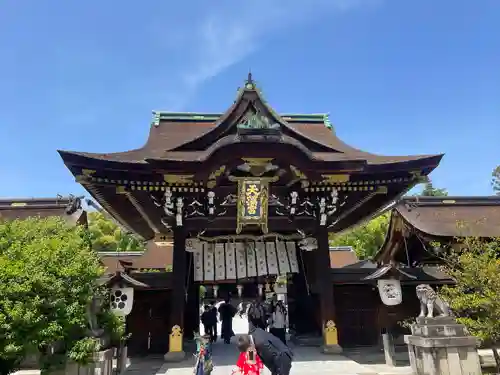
[492,166,500,195]
[87,211,144,252]
[329,212,390,260]
[438,236,500,349]
[417,180,448,197]
[0,217,112,374]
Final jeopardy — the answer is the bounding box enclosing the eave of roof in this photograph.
[374,195,500,263]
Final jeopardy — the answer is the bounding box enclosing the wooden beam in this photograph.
[125,192,160,234]
[184,215,316,232]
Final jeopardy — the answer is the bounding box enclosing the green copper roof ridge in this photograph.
[153,111,327,118]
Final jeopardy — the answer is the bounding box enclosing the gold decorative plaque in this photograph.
[230,176,278,234]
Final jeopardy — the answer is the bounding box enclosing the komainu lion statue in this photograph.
[415,284,451,318]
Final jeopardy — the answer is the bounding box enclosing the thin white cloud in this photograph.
[165,0,382,108]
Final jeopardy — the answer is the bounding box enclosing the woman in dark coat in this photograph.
[218,298,236,344]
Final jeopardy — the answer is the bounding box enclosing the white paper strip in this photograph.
[255,241,267,276]
[276,240,290,275]
[285,241,299,273]
[214,243,226,280]
[225,242,237,279]
[246,242,257,277]
[265,242,279,276]
[203,242,214,281]
[193,245,204,281]
[235,242,247,279]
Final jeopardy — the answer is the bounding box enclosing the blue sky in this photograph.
[0,0,499,198]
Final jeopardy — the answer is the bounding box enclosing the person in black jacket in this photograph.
[240,305,293,375]
[200,305,216,342]
[218,297,236,344]
[236,329,293,375]
[209,301,218,342]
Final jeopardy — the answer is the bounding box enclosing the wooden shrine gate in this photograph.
[126,290,172,356]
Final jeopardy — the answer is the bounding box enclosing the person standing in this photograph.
[238,307,293,375]
[201,305,217,343]
[269,301,288,345]
[247,300,267,330]
[201,305,212,340]
[209,301,218,342]
[218,297,236,344]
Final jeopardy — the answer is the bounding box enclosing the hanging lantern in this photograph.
[377,279,403,306]
[185,238,202,253]
[363,264,414,307]
[213,285,219,298]
[237,284,243,298]
[265,282,271,293]
[257,284,263,297]
[110,286,134,316]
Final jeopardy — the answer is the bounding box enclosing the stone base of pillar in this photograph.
[404,317,482,375]
[163,351,186,362]
[321,344,342,354]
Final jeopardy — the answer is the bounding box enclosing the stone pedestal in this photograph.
[404,317,482,375]
[321,344,342,354]
[163,350,186,362]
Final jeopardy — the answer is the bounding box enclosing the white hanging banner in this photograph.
[285,241,299,273]
[235,242,247,279]
[276,240,290,275]
[265,242,279,275]
[225,242,237,279]
[110,287,134,316]
[246,242,258,277]
[195,240,301,281]
[377,279,403,306]
[203,242,215,281]
[255,242,268,276]
[193,246,204,281]
[214,243,226,280]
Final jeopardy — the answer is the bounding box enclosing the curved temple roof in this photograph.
[59,74,443,169]
[58,75,444,239]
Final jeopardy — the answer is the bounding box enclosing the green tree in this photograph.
[492,166,500,195]
[329,212,390,260]
[417,180,448,197]
[0,217,114,374]
[438,236,500,371]
[87,211,144,252]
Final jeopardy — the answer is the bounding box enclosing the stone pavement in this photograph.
[11,317,414,375]
[151,316,414,375]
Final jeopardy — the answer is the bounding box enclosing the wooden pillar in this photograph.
[184,252,200,339]
[164,228,186,361]
[316,228,342,353]
[289,249,317,335]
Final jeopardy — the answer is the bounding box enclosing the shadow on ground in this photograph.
[343,347,410,367]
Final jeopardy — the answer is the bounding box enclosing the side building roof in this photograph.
[374,195,500,263]
[0,196,87,225]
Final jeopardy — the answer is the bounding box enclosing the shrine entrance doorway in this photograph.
[184,236,319,338]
